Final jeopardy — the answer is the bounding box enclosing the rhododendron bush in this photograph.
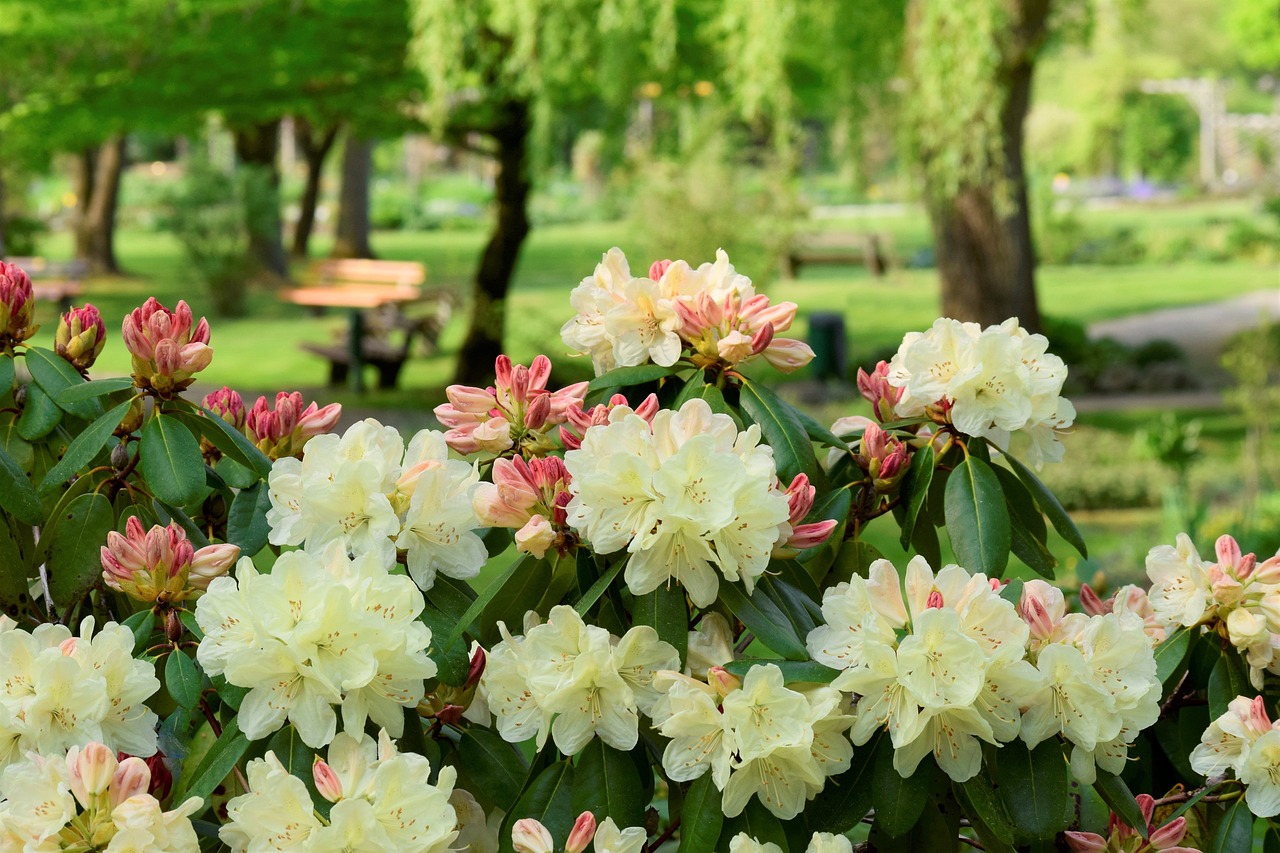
[0,253,1273,852]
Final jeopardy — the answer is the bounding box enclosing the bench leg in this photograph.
[329,361,348,386]
[375,361,405,390]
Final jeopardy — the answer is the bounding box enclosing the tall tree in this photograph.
[291,118,341,257]
[72,136,126,274]
[231,119,288,278]
[331,133,375,259]
[904,0,1049,330]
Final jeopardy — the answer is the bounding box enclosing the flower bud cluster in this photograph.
[473,455,573,559]
[479,605,679,755]
[561,248,813,375]
[513,815,645,853]
[0,742,202,852]
[649,663,853,819]
[1064,792,1196,853]
[221,730,458,852]
[267,419,486,591]
[0,261,37,351]
[194,543,436,747]
[55,304,106,372]
[101,516,239,604]
[435,354,588,456]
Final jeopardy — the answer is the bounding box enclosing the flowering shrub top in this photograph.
[0,253,1273,852]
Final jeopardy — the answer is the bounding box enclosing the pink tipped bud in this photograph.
[68,743,117,804]
[559,425,582,450]
[509,364,531,404]
[566,812,597,853]
[55,304,106,371]
[189,543,240,589]
[515,514,557,559]
[1079,584,1109,616]
[786,520,838,551]
[926,590,944,609]
[1148,815,1187,848]
[1020,595,1055,640]
[313,758,344,803]
[857,361,903,422]
[122,296,212,395]
[1255,552,1280,585]
[1063,832,1107,853]
[203,387,246,431]
[750,323,775,355]
[760,337,815,373]
[109,757,152,809]
[879,445,908,481]
[0,261,37,350]
[495,355,513,388]
[784,474,815,525]
[634,393,660,422]
[523,393,551,431]
[708,665,742,698]
[649,259,673,281]
[1216,535,1243,571]
[466,646,487,690]
[528,355,553,391]
[1250,695,1273,731]
[512,820,555,853]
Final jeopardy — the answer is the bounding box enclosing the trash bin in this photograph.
[808,312,847,380]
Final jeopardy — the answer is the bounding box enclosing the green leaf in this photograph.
[418,602,470,686]
[677,773,725,853]
[24,347,102,419]
[0,443,43,524]
[153,499,210,547]
[16,384,62,441]
[1208,651,1253,719]
[57,377,135,404]
[0,517,31,617]
[633,583,689,668]
[501,761,575,853]
[758,575,821,640]
[1210,798,1254,853]
[872,736,930,838]
[1154,627,1192,687]
[210,675,249,711]
[790,404,847,449]
[265,724,318,780]
[459,728,529,812]
[179,609,204,641]
[122,609,156,654]
[991,465,1055,577]
[47,492,113,608]
[953,767,1018,852]
[717,579,807,660]
[805,732,880,832]
[587,363,680,392]
[476,556,551,647]
[944,456,1011,576]
[165,649,203,709]
[722,659,840,684]
[898,444,935,550]
[0,355,13,394]
[183,409,272,480]
[572,739,646,829]
[673,378,739,422]
[995,740,1070,843]
[1093,771,1148,839]
[828,539,885,585]
[738,378,821,485]
[172,716,250,805]
[1001,452,1088,558]
[573,557,625,617]
[227,482,271,556]
[718,798,789,853]
[37,398,131,494]
[140,413,206,506]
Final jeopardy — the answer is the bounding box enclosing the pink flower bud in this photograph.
[109,757,152,809]
[122,297,212,395]
[707,666,742,698]
[926,590,944,609]
[515,515,557,559]
[649,259,672,281]
[566,812,597,853]
[55,304,106,371]
[246,392,340,459]
[189,543,240,588]
[1063,831,1107,853]
[760,337,815,373]
[68,743,117,804]
[716,329,755,364]
[528,355,553,391]
[857,361,903,422]
[523,393,551,430]
[313,757,344,803]
[634,393,660,422]
[512,820,555,853]
[1254,552,1280,585]
[878,444,908,481]
[509,364,531,405]
[783,474,815,525]
[101,517,200,603]
[0,261,37,349]
[784,520,838,552]
[203,387,246,430]
[495,355,514,389]
[1148,816,1188,849]
[1019,589,1057,640]
[466,646,487,690]
[1078,584,1109,616]
[750,323,775,355]
[1217,535,1242,571]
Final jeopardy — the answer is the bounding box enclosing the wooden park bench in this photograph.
[782,233,891,278]
[4,256,87,310]
[282,259,454,392]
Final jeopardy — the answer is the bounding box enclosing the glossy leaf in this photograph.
[717,579,807,660]
[738,378,821,485]
[418,602,470,687]
[1208,651,1253,720]
[872,737,929,838]
[828,539,885,585]
[678,773,725,853]
[57,376,135,403]
[122,609,156,654]
[722,659,839,684]
[37,398,131,494]
[995,740,1070,843]
[140,413,206,506]
[0,355,12,395]
[898,444,935,550]
[790,404,847,449]
[16,384,62,440]
[1210,798,1254,853]
[572,739,646,829]
[0,443,43,524]
[1094,771,1148,839]
[944,456,1010,577]
[468,556,546,647]
[0,518,30,616]
[227,482,271,556]
[172,717,250,806]
[718,798,789,853]
[587,363,680,392]
[47,492,113,608]
[185,408,272,479]
[24,347,101,419]
[1154,627,1192,687]
[459,728,528,812]
[633,583,689,668]
[805,732,881,832]
[501,761,575,853]
[573,557,625,617]
[1001,452,1088,558]
[166,649,203,709]
[953,767,1018,853]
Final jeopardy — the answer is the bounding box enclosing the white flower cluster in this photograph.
[1147,533,1280,688]
[479,606,679,755]
[730,831,852,853]
[267,420,487,591]
[221,730,458,852]
[806,558,1037,783]
[0,742,201,852]
[1019,580,1161,783]
[565,398,791,608]
[0,617,159,769]
[195,543,436,748]
[1191,696,1280,818]
[649,664,853,820]
[886,317,1076,466]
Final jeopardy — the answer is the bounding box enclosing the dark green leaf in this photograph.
[227,482,271,556]
[1209,651,1254,720]
[575,558,626,617]
[210,675,249,711]
[718,579,807,660]
[24,347,102,419]
[47,492,113,608]
[172,716,250,805]
[166,649,203,709]
[910,512,943,566]
[738,378,821,486]
[427,577,479,638]
[572,739,646,829]
[673,378,739,422]
[898,444,935,550]
[1008,518,1058,578]
[872,736,929,838]
[944,456,1010,576]
[678,773,724,853]
[140,413,206,506]
[953,767,1018,853]
[1094,771,1148,839]
[1154,627,1192,688]
[0,355,12,395]
[16,384,62,440]
[0,443,43,524]
[758,575,821,640]
[991,465,1055,577]
[722,659,839,684]
[1210,798,1254,853]
[806,732,881,832]
[184,409,272,480]
[266,724,318,779]
[418,602,470,687]
[179,609,204,641]
[0,517,31,616]
[122,609,156,654]
[995,740,1070,843]
[587,363,680,392]
[57,377,135,404]
[153,499,210,548]
[1001,453,1088,558]
[870,797,960,853]
[459,728,528,812]
[791,405,847,449]
[828,539,885,585]
[633,583,689,668]
[718,798,789,853]
[466,556,544,647]
[37,399,131,494]
[501,761,575,853]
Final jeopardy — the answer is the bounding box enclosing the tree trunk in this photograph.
[453,101,532,386]
[73,136,126,275]
[291,119,340,257]
[331,134,375,259]
[232,119,289,278]
[918,0,1048,332]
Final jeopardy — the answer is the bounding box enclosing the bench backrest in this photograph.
[307,259,426,288]
[4,257,88,280]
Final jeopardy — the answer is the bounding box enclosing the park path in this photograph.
[1087,288,1280,363]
